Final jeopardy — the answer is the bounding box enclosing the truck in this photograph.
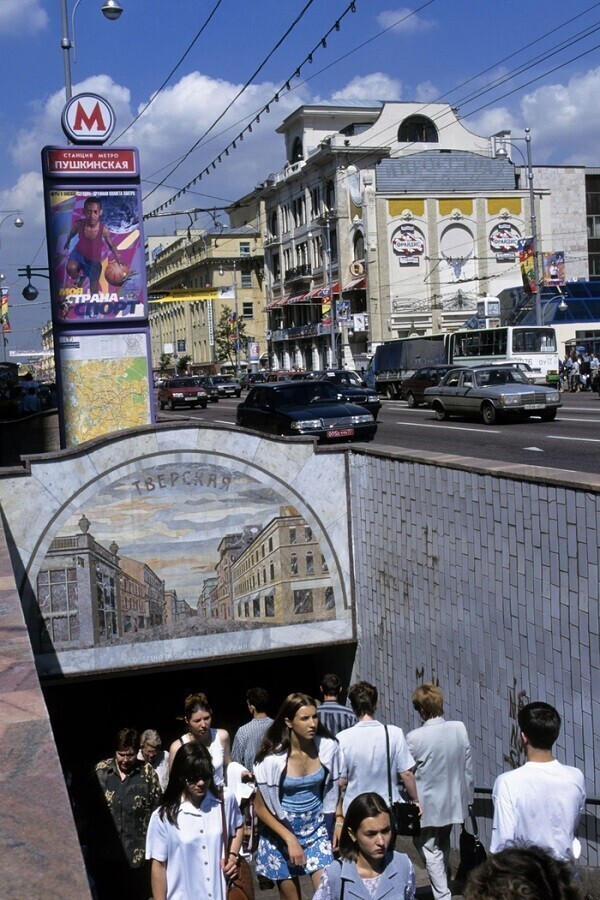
[364,335,449,398]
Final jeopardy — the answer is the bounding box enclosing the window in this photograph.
[324,586,335,610]
[272,254,280,281]
[310,186,322,218]
[242,302,254,318]
[37,567,80,646]
[398,115,438,143]
[240,241,251,257]
[294,589,313,614]
[241,273,252,289]
[269,537,273,552]
[289,527,297,544]
[290,552,298,576]
[325,180,335,211]
[269,211,278,237]
[321,554,329,573]
[291,137,303,162]
[96,567,118,640]
[304,525,313,541]
[253,597,261,617]
[306,551,314,575]
[270,562,275,581]
[265,593,275,617]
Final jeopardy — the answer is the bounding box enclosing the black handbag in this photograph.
[384,725,421,836]
[454,806,487,883]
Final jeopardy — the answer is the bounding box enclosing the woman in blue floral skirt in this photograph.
[253,692,341,899]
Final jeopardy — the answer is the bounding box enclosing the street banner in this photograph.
[542,251,565,285]
[321,297,331,325]
[0,289,10,333]
[518,237,537,294]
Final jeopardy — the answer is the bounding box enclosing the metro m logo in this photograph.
[62,93,115,144]
[73,101,106,133]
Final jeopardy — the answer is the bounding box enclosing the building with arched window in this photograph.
[247,101,588,365]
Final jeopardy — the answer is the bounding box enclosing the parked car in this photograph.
[193,375,219,402]
[236,381,378,442]
[265,370,294,383]
[424,365,562,425]
[157,377,208,410]
[400,364,456,408]
[212,375,242,397]
[303,370,382,420]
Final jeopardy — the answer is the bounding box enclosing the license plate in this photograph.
[185,397,196,402]
[327,427,354,438]
[523,404,544,410]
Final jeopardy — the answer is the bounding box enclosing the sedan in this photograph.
[400,365,455,408]
[157,378,208,410]
[236,381,377,442]
[212,375,242,397]
[424,365,562,425]
[303,370,382,420]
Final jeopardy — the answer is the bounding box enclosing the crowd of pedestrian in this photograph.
[76,679,586,900]
[560,350,600,392]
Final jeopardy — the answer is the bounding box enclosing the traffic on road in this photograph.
[155,387,600,475]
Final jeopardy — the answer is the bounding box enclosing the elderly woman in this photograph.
[146,743,244,900]
[168,692,231,786]
[138,729,170,791]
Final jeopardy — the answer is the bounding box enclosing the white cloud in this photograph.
[0,0,47,34]
[377,7,436,34]
[331,73,402,102]
[415,81,439,103]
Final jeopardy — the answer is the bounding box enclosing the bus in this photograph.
[448,326,559,384]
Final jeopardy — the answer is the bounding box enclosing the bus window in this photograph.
[512,328,556,353]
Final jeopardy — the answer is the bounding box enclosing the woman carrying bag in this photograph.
[314,792,416,899]
[146,743,244,900]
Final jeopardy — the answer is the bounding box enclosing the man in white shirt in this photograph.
[407,683,473,900]
[491,701,586,862]
[336,681,418,818]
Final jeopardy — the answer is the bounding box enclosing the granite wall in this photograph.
[349,446,600,867]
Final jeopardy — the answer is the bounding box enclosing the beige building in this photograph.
[146,216,266,372]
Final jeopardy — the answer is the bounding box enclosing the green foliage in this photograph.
[214,306,254,368]
[176,354,192,373]
[158,352,172,373]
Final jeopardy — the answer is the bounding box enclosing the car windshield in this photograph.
[214,376,235,383]
[475,369,530,387]
[170,378,197,388]
[274,383,339,405]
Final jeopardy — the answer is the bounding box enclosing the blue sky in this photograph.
[2,0,600,354]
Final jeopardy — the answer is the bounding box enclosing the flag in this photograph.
[542,251,565,286]
[0,289,10,333]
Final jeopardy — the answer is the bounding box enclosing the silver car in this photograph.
[424,365,562,425]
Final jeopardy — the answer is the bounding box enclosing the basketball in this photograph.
[105,261,130,286]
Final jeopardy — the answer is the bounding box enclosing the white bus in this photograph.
[449,326,559,384]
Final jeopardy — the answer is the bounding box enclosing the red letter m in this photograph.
[73,101,106,133]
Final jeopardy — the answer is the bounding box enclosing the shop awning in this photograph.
[285,293,309,304]
[342,276,366,292]
[267,295,289,309]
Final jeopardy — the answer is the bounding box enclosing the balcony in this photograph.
[270,323,342,342]
[284,264,312,283]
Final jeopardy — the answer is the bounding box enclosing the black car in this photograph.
[193,375,219,402]
[305,370,382,420]
[236,381,377,442]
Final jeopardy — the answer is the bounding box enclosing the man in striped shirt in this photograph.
[232,687,273,771]
[317,673,357,736]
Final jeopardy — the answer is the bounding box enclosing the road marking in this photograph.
[215,419,235,425]
[395,421,501,434]
[556,416,599,423]
[546,435,600,443]
[523,446,544,452]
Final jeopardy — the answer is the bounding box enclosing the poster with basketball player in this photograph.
[46,186,146,323]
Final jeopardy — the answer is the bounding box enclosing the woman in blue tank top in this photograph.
[253,692,341,898]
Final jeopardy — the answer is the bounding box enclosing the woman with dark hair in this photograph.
[314,793,415,899]
[146,743,244,900]
[253,692,341,898]
[168,692,231,785]
[464,846,582,900]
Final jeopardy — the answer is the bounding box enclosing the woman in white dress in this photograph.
[146,743,244,900]
[168,692,231,785]
[314,792,415,900]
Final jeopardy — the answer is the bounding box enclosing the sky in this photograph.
[2,0,600,355]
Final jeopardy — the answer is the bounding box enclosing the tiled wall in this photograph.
[349,451,600,866]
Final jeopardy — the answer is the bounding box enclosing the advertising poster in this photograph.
[57,329,154,446]
[542,251,565,285]
[47,186,146,324]
[518,238,537,294]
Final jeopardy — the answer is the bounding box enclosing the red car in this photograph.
[158,377,208,410]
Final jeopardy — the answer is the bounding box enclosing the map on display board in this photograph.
[58,330,153,446]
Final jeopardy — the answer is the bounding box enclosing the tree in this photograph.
[158,353,172,374]
[176,354,192,373]
[214,306,254,369]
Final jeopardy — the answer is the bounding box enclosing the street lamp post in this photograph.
[60,0,123,101]
[311,213,337,368]
[0,213,25,363]
[219,260,240,374]
[495,128,542,325]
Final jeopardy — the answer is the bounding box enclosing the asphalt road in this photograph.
[156,390,600,476]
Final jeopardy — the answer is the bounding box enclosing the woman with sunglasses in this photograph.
[314,792,415,899]
[146,743,243,900]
